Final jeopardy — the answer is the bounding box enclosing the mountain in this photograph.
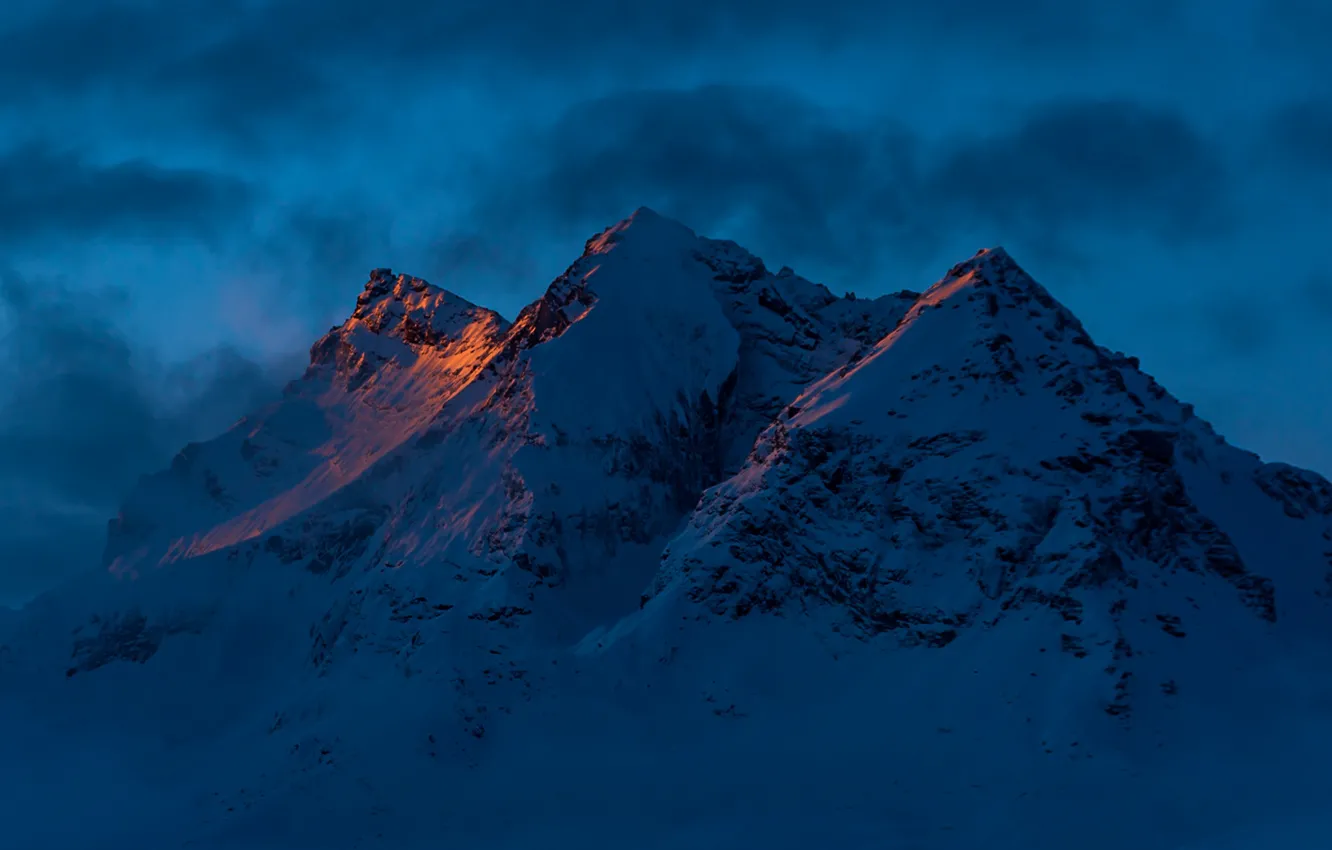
[2,208,1331,850]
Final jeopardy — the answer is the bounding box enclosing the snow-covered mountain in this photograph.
[2,208,1331,850]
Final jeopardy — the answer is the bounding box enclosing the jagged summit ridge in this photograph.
[580,205,696,254]
[343,267,506,346]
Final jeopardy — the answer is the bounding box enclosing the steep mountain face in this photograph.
[103,268,513,575]
[648,248,1327,713]
[3,209,1331,850]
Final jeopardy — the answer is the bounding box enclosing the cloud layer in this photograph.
[0,143,253,246]
[443,87,1237,287]
[0,273,291,605]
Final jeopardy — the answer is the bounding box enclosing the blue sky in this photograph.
[0,0,1329,603]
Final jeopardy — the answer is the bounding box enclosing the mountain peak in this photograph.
[628,204,670,223]
[352,267,471,317]
[580,206,698,258]
[346,267,500,333]
[939,245,1024,286]
[301,267,509,387]
[912,244,1076,331]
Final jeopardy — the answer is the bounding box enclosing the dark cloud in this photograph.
[0,0,1186,139]
[152,32,338,135]
[443,86,1232,290]
[926,100,1232,242]
[1198,300,1274,355]
[1254,0,1332,56]
[1301,273,1332,318]
[0,270,293,606]
[248,208,396,319]
[236,0,1180,63]
[421,234,546,306]
[1191,268,1332,357]
[0,2,200,97]
[0,143,253,246]
[482,85,925,274]
[1266,100,1332,172]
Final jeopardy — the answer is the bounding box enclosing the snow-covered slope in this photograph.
[2,210,1330,850]
[648,247,1322,680]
